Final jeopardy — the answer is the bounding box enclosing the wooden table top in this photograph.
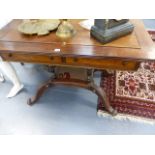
[0,19,155,61]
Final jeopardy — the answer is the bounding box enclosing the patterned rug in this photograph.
[98,31,155,123]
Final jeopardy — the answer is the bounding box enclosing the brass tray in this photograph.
[18,19,60,35]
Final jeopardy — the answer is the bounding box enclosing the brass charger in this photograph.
[18,19,60,35]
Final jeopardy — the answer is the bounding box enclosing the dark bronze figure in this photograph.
[91,19,134,43]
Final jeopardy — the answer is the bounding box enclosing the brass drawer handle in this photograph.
[8,53,13,57]
[73,58,78,62]
[49,56,54,60]
[122,61,128,66]
[61,57,66,63]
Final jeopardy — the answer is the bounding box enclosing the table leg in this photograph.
[27,67,117,116]
[27,81,51,105]
[89,82,117,116]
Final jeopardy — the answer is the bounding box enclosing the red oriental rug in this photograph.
[98,30,155,124]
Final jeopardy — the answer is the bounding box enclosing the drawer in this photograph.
[0,53,62,65]
[0,53,140,71]
[65,57,140,70]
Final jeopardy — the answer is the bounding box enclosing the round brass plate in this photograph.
[18,19,60,35]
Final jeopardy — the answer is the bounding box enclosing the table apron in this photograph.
[0,53,140,71]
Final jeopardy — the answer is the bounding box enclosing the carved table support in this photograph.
[27,67,117,116]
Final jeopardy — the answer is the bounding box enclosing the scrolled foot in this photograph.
[27,98,34,106]
[27,83,51,105]
[97,108,117,117]
[89,82,117,116]
[107,106,117,116]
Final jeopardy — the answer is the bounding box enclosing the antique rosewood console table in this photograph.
[0,19,155,116]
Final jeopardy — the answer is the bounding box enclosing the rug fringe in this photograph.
[97,110,155,125]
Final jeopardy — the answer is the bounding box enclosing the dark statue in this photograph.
[90,19,134,43]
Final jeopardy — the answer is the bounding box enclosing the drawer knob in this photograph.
[8,53,12,57]
[61,57,66,63]
[122,61,128,66]
[49,56,54,60]
[73,58,78,62]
